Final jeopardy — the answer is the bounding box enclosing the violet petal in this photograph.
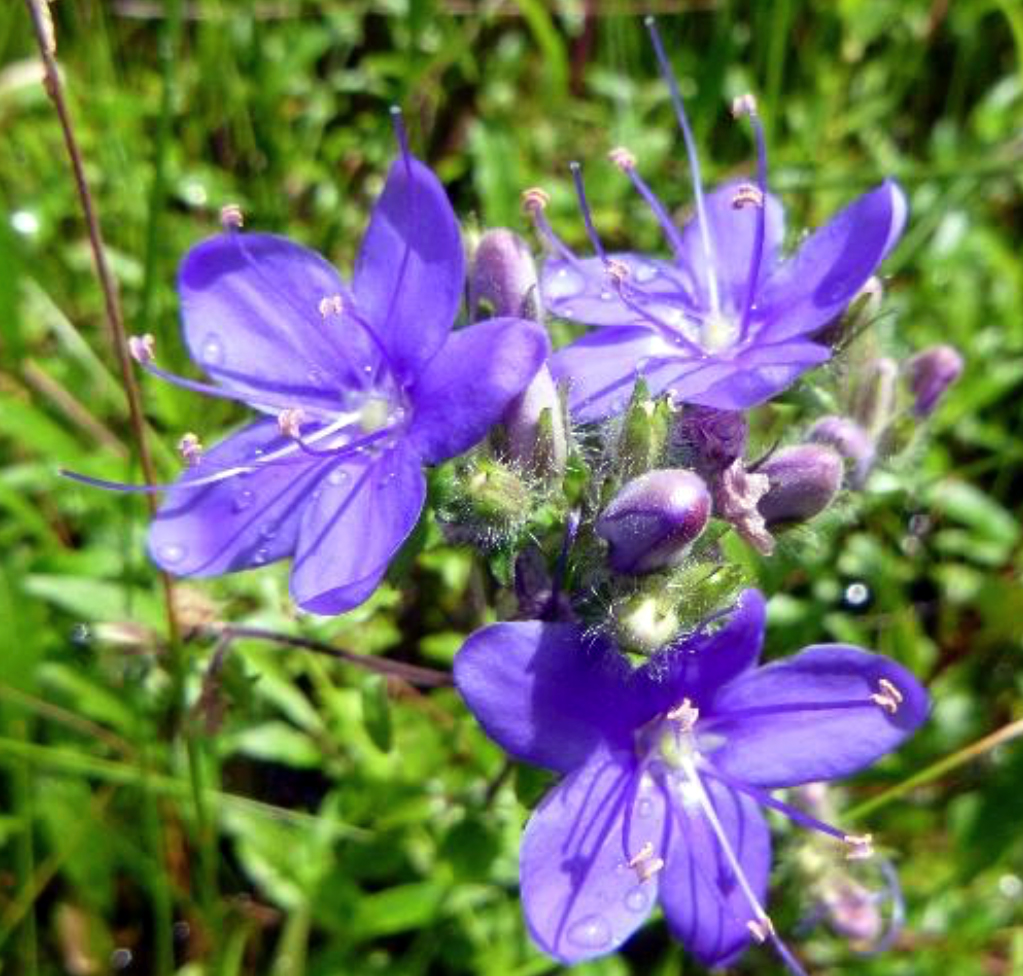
[289,440,425,615]
[708,645,930,788]
[407,317,549,465]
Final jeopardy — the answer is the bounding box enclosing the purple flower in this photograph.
[454,589,927,971]
[533,20,907,423]
[71,123,548,615]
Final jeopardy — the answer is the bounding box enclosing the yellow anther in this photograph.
[608,146,637,172]
[220,203,244,229]
[521,187,550,213]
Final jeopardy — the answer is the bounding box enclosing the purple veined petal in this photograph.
[682,340,831,410]
[635,589,767,715]
[520,747,668,964]
[289,440,426,615]
[353,155,464,383]
[551,327,705,423]
[660,776,771,968]
[705,645,930,788]
[148,419,322,576]
[179,232,377,406]
[754,180,908,344]
[542,253,699,327]
[406,317,549,465]
[675,180,786,317]
[454,622,638,774]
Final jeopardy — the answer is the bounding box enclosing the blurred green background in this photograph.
[1,1,1022,974]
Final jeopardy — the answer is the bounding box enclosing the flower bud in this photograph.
[850,356,898,438]
[905,344,963,416]
[458,458,531,529]
[756,444,844,527]
[469,228,542,321]
[672,406,748,477]
[618,385,672,480]
[806,415,875,489]
[503,366,567,479]
[596,469,711,574]
[613,591,682,656]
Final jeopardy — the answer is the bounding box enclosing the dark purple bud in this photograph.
[596,469,710,574]
[672,405,748,477]
[807,415,876,489]
[469,228,542,321]
[905,344,963,416]
[756,444,844,526]
[851,356,898,437]
[503,365,567,478]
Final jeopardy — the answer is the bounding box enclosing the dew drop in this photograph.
[566,914,612,950]
[844,581,871,608]
[561,305,576,319]
[636,797,654,819]
[599,290,613,302]
[200,333,224,366]
[327,469,349,486]
[625,887,649,913]
[252,547,269,566]
[635,263,657,284]
[307,366,324,385]
[233,489,255,512]
[259,523,277,540]
[158,543,186,565]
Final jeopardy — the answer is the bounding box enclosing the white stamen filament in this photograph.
[277,407,306,440]
[871,678,902,715]
[318,294,344,317]
[637,856,665,882]
[678,753,773,932]
[177,432,203,467]
[667,698,700,732]
[731,183,764,209]
[627,841,654,868]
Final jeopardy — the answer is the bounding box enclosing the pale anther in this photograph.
[608,146,637,172]
[220,203,244,229]
[318,294,344,318]
[177,432,203,467]
[746,916,775,942]
[731,93,758,118]
[636,856,665,883]
[521,187,550,213]
[626,841,654,868]
[878,678,904,704]
[605,258,630,283]
[128,333,155,365]
[667,697,700,732]
[843,833,875,861]
[731,183,764,210]
[871,680,901,714]
[277,407,306,440]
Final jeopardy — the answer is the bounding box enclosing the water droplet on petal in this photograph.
[307,366,324,385]
[635,263,657,284]
[327,469,349,486]
[233,489,255,512]
[561,305,576,319]
[259,523,277,540]
[566,914,612,950]
[252,547,269,566]
[200,333,224,366]
[599,290,613,302]
[159,543,186,565]
[625,887,649,913]
[636,797,654,819]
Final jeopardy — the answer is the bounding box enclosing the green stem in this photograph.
[140,739,175,976]
[847,715,1023,822]
[10,720,38,976]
